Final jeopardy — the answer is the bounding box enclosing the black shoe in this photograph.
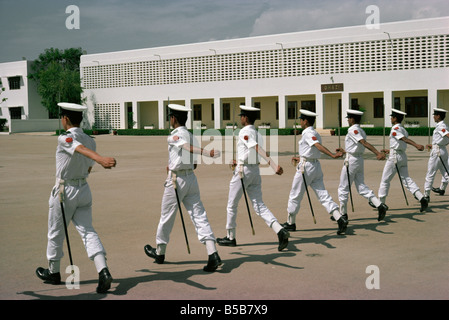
[432,187,445,196]
[144,244,165,264]
[420,197,429,212]
[96,268,113,294]
[281,222,296,231]
[216,236,237,247]
[35,267,61,285]
[203,252,222,272]
[377,203,388,221]
[277,228,289,251]
[337,215,348,235]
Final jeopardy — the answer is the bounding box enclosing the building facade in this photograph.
[80,17,449,131]
[0,60,58,133]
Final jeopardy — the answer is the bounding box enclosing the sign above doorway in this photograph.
[321,83,344,92]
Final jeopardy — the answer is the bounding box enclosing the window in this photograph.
[373,98,384,118]
[9,107,22,119]
[405,96,428,117]
[254,102,261,120]
[193,104,202,121]
[8,76,21,90]
[288,101,298,119]
[301,100,316,112]
[222,103,230,121]
[394,97,401,110]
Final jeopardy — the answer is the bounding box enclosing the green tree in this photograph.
[29,47,85,118]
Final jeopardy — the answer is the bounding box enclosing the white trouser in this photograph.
[338,155,379,213]
[424,146,449,195]
[47,181,106,262]
[226,165,278,230]
[157,171,215,247]
[287,160,340,218]
[378,150,422,202]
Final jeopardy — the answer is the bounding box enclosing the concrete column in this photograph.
[245,96,252,108]
[132,101,139,129]
[428,88,438,127]
[341,92,350,121]
[384,90,393,128]
[315,93,324,129]
[158,99,165,129]
[120,102,127,130]
[185,99,192,129]
[214,97,222,129]
[278,95,287,129]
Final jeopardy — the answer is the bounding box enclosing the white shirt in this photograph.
[345,124,366,155]
[432,121,449,147]
[389,123,408,151]
[299,126,321,159]
[56,127,95,180]
[167,126,198,171]
[237,125,262,165]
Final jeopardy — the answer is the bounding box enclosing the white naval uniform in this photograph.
[47,127,106,262]
[338,124,382,213]
[226,125,280,232]
[156,126,216,251]
[287,126,341,221]
[424,121,449,195]
[378,123,424,202]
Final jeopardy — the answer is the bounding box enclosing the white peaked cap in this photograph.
[168,103,191,112]
[239,104,260,111]
[58,102,87,112]
[433,108,448,113]
[346,109,364,116]
[299,109,318,117]
[390,108,407,116]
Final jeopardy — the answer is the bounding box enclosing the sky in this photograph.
[1,0,449,63]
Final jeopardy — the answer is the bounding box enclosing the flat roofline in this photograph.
[81,16,449,63]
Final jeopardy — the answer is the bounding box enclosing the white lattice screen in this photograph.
[94,103,121,129]
[82,34,448,89]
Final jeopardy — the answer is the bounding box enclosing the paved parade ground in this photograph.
[1,132,448,301]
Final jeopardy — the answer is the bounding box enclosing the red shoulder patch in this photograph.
[443,129,446,133]
[312,136,317,141]
[392,132,397,136]
[394,127,399,130]
[244,135,249,141]
[66,137,73,143]
[354,130,359,134]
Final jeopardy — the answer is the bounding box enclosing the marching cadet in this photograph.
[424,108,449,198]
[216,105,289,251]
[283,109,348,235]
[337,110,388,221]
[36,102,116,294]
[144,104,222,272]
[376,109,428,212]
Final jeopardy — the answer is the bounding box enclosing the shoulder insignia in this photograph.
[354,130,359,134]
[312,136,317,141]
[392,132,397,136]
[244,135,249,141]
